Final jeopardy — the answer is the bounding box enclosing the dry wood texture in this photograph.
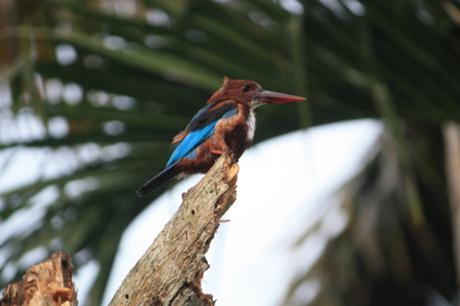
[0,252,76,306]
[108,153,239,306]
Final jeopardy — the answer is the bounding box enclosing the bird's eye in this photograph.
[242,84,251,92]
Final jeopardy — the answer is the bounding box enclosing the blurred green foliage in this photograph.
[1,0,460,305]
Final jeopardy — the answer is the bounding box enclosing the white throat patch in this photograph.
[247,111,256,141]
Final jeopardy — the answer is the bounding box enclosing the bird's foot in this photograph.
[210,148,225,155]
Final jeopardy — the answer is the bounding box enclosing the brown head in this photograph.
[207,76,305,108]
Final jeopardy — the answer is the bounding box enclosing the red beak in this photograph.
[256,90,305,104]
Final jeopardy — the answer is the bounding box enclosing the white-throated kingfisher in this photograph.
[137,76,305,196]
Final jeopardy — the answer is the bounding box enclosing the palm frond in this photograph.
[1,0,460,305]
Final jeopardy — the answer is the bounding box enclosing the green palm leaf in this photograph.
[1,0,460,305]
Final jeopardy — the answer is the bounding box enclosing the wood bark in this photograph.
[0,252,76,306]
[108,153,239,306]
[443,122,460,286]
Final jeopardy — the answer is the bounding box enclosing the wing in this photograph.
[172,100,237,144]
[166,102,237,167]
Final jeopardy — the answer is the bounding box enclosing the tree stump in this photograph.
[0,252,76,306]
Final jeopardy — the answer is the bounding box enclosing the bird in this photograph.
[137,76,305,196]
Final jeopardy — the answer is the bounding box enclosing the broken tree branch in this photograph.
[0,252,76,306]
[108,153,239,306]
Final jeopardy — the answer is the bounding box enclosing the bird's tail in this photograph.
[136,164,182,196]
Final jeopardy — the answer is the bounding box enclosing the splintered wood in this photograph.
[108,154,239,306]
[0,252,76,306]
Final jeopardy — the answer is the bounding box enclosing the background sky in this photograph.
[0,117,381,304]
[94,119,382,306]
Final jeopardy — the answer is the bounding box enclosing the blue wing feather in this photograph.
[166,107,237,167]
[166,123,215,167]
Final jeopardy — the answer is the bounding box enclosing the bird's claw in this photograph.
[210,148,225,155]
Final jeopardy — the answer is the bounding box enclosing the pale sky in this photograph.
[99,119,382,306]
[0,118,381,305]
